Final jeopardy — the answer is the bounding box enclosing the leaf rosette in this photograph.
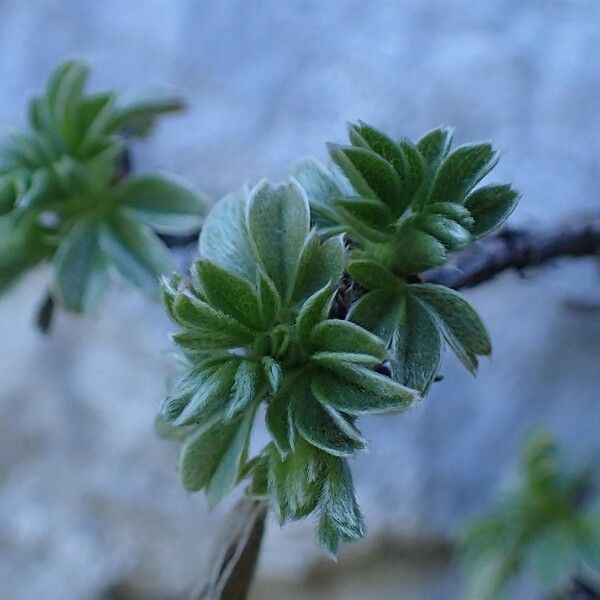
[294,122,520,392]
[160,179,419,554]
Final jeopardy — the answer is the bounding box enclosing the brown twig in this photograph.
[423,214,600,291]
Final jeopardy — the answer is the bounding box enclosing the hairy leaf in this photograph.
[247,179,310,299]
[465,184,519,238]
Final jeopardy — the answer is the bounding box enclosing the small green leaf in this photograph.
[292,158,346,233]
[296,283,337,344]
[411,283,491,373]
[391,294,443,392]
[174,360,238,426]
[179,418,239,491]
[329,144,403,215]
[53,217,108,313]
[257,270,281,328]
[429,143,499,205]
[427,202,474,228]
[199,187,258,282]
[309,319,387,361]
[207,405,256,506]
[465,184,519,238]
[195,260,264,330]
[418,213,471,251]
[262,356,283,394]
[347,258,399,290]
[292,385,363,457]
[101,210,174,295]
[114,173,207,233]
[311,351,381,369]
[318,457,365,556]
[290,232,345,306]
[247,179,310,299]
[348,121,407,177]
[226,360,259,418]
[393,223,447,274]
[312,365,417,415]
[399,140,425,203]
[334,196,394,232]
[266,388,294,456]
[416,127,454,167]
[347,288,403,346]
[172,292,254,345]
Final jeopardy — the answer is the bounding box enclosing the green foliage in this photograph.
[0,60,206,313]
[461,429,600,598]
[160,179,419,553]
[160,121,519,555]
[293,122,519,392]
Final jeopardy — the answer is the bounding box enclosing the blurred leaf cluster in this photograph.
[0,60,206,313]
[461,429,600,598]
[159,123,519,555]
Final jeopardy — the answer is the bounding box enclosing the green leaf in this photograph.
[227,360,259,418]
[312,364,417,415]
[292,158,346,234]
[309,319,387,361]
[348,121,407,177]
[199,187,257,282]
[398,140,425,203]
[257,270,281,328]
[268,440,321,521]
[393,223,447,274]
[195,260,264,330]
[76,92,115,142]
[53,217,108,313]
[318,457,365,556]
[328,144,403,215]
[334,196,394,237]
[347,288,403,346]
[290,232,345,306]
[465,184,519,238]
[418,213,471,251]
[311,351,381,369]
[179,418,239,491]
[174,360,238,426]
[296,284,337,344]
[416,127,454,168]
[292,384,363,457]
[265,387,294,456]
[347,259,399,291]
[247,179,310,299]
[391,294,443,392]
[411,283,491,373]
[429,143,499,205]
[114,173,207,233]
[206,405,256,506]
[101,210,174,295]
[107,92,185,136]
[159,371,197,421]
[262,356,283,394]
[427,202,474,228]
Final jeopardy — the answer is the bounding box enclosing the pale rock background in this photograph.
[0,1,599,598]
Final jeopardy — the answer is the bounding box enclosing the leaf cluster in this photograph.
[461,429,600,598]
[0,60,206,313]
[160,179,418,555]
[160,122,520,555]
[294,123,518,392]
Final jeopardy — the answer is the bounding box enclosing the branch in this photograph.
[423,214,600,290]
[192,498,268,600]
